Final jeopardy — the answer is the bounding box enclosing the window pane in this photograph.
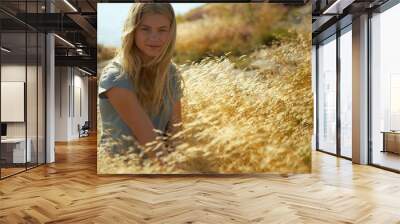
[340,28,352,158]
[318,36,337,154]
[1,30,27,177]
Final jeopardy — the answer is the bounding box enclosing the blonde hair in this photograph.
[114,3,177,115]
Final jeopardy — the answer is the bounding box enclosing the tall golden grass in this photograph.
[97,31,312,174]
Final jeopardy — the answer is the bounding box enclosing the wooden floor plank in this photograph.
[0,134,399,223]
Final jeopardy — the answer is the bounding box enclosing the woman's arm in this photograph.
[167,100,182,135]
[105,87,157,146]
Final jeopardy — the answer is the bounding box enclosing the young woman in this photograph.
[98,3,182,159]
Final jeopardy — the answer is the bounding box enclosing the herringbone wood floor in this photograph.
[0,134,399,224]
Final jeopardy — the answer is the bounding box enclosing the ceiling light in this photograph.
[322,0,355,15]
[63,0,78,12]
[54,34,75,48]
[1,47,11,53]
[78,67,92,76]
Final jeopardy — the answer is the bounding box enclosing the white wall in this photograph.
[54,67,89,141]
[73,72,89,138]
[55,67,69,141]
[1,65,26,138]
[1,65,34,138]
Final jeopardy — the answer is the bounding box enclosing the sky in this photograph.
[97,3,205,47]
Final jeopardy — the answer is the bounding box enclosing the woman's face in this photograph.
[135,13,171,61]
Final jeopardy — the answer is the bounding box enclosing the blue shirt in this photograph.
[98,61,182,155]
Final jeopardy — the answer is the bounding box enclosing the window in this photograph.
[370,2,400,171]
[317,35,337,154]
[339,26,352,158]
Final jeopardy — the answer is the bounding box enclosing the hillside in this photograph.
[97,3,311,66]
